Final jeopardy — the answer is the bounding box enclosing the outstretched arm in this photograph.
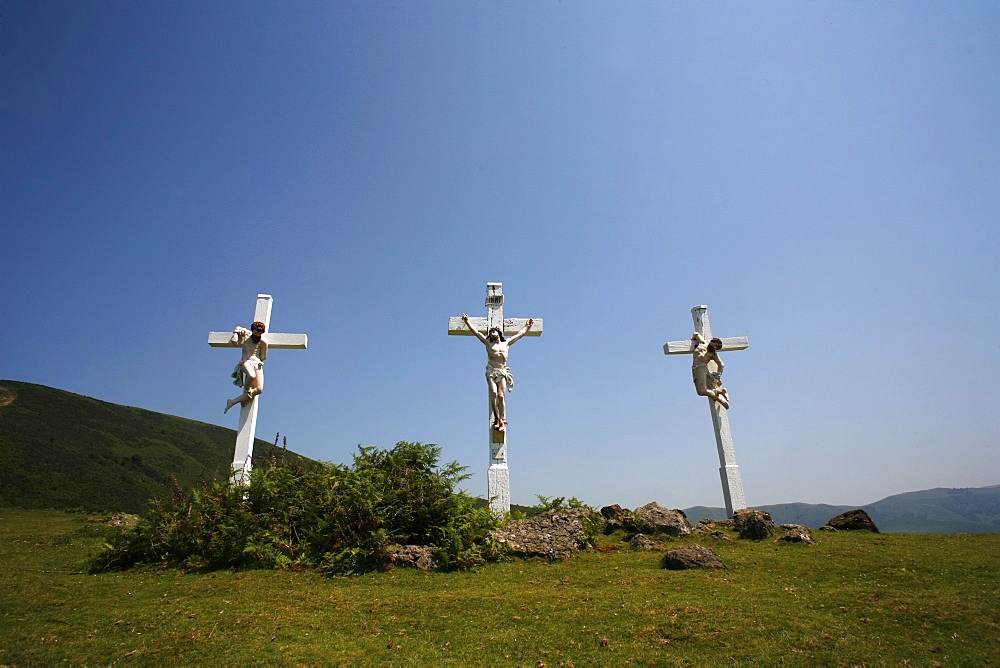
[507,318,534,345]
[230,326,249,346]
[462,314,489,344]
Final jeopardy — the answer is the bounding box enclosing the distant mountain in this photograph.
[0,381,308,513]
[683,485,1000,534]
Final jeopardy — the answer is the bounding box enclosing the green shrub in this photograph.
[90,442,498,575]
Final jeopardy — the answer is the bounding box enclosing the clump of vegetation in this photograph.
[523,494,593,517]
[90,441,498,575]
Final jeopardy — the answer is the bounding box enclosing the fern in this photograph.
[90,441,500,575]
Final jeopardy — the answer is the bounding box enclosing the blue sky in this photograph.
[3,1,998,510]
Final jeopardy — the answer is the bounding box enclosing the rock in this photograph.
[391,545,438,570]
[776,524,816,545]
[600,504,634,532]
[633,502,691,537]
[823,509,879,533]
[629,533,656,550]
[691,522,734,542]
[661,545,725,570]
[489,508,593,560]
[733,509,774,540]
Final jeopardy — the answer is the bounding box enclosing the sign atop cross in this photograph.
[208,294,308,485]
[663,305,749,518]
[449,282,543,515]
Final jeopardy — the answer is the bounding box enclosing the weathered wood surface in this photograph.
[663,336,748,354]
[207,332,308,348]
[447,316,543,336]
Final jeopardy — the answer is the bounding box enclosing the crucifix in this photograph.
[664,305,749,518]
[449,282,543,515]
[208,294,308,485]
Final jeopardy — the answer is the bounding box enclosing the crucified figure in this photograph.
[462,314,533,431]
[691,332,729,409]
[224,321,268,414]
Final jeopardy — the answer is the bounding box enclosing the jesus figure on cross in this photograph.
[461,313,533,431]
[225,321,269,414]
[690,332,729,409]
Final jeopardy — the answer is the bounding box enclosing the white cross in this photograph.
[449,282,543,515]
[208,294,308,485]
[664,305,749,518]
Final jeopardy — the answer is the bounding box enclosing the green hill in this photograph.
[0,381,307,514]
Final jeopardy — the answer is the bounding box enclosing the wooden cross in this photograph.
[663,305,749,518]
[208,294,308,485]
[449,282,543,515]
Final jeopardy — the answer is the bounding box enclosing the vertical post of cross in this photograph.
[663,305,749,517]
[449,283,543,515]
[208,294,308,485]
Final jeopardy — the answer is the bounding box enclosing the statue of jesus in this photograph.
[691,331,729,409]
[225,321,268,414]
[462,314,533,431]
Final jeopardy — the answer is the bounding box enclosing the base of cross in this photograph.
[487,463,510,515]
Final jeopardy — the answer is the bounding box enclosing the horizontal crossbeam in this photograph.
[207,332,308,349]
[663,336,748,355]
[447,316,543,337]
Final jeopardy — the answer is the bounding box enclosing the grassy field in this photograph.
[1,509,997,665]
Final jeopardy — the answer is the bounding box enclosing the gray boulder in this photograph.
[823,509,879,533]
[599,504,634,532]
[629,533,656,550]
[633,502,691,537]
[733,509,774,540]
[661,544,725,570]
[776,524,817,545]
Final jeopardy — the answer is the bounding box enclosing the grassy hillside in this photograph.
[1,509,997,665]
[0,381,305,513]
[867,485,1000,531]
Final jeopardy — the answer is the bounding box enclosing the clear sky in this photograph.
[3,1,998,510]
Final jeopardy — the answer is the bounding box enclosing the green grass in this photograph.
[2,509,998,665]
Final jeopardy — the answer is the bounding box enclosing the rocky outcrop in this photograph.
[490,508,593,560]
[391,545,438,570]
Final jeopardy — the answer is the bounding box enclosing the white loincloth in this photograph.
[485,365,514,390]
